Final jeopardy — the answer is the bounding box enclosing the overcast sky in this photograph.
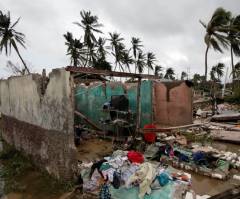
[0,0,240,79]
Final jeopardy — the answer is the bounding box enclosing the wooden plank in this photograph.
[74,110,101,131]
[66,66,159,79]
[211,113,240,122]
[211,130,240,144]
[208,186,240,199]
[141,122,208,133]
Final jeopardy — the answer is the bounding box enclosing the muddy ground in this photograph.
[1,139,240,199]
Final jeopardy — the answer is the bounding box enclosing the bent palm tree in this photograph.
[192,73,202,88]
[146,52,156,74]
[136,51,146,73]
[181,71,187,80]
[121,50,133,73]
[154,65,162,77]
[200,7,231,81]
[108,32,124,71]
[63,32,86,66]
[164,67,175,80]
[211,63,225,82]
[214,63,225,81]
[96,37,107,61]
[210,68,216,81]
[228,15,240,80]
[234,62,240,80]
[0,11,30,74]
[6,60,30,75]
[74,10,102,66]
[131,37,143,73]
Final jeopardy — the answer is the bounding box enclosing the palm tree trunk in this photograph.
[84,48,90,67]
[231,45,235,81]
[15,47,30,74]
[127,64,131,73]
[204,44,209,81]
[114,62,117,71]
[73,58,77,67]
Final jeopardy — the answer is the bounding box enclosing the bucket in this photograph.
[143,124,157,143]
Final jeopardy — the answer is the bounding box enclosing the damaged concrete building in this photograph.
[0,67,193,180]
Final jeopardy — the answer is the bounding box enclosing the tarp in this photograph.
[109,182,175,199]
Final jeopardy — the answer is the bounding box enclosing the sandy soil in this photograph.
[76,138,113,162]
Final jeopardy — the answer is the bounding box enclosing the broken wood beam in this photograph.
[66,66,159,79]
[208,186,240,199]
[74,110,101,131]
[141,122,208,133]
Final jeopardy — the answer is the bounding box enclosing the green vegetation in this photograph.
[182,131,213,146]
[229,15,240,80]
[225,87,240,104]
[0,143,34,193]
[200,8,232,81]
[181,71,187,80]
[200,8,240,82]
[63,10,162,75]
[164,67,175,80]
[0,11,30,74]
[0,142,73,195]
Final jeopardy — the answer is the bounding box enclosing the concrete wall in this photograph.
[0,69,77,180]
[75,80,193,129]
[75,80,153,128]
[153,81,193,126]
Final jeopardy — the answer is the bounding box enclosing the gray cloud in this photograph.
[0,0,240,79]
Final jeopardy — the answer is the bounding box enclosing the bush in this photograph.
[225,87,240,104]
[0,142,74,195]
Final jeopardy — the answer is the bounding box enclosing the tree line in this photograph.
[0,8,240,82]
[63,10,176,78]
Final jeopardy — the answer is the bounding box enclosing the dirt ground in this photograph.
[76,138,113,162]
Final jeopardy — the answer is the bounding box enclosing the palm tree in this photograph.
[200,7,231,81]
[154,65,163,78]
[0,11,30,74]
[74,10,103,66]
[234,62,240,80]
[181,71,187,80]
[232,62,240,89]
[211,63,225,81]
[63,32,86,66]
[228,15,240,80]
[108,32,124,71]
[192,73,202,88]
[94,59,112,71]
[210,67,217,82]
[164,67,175,80]
[146,52,156,74]
[215,63,225,80]
[193,73,202,83]
[131,37,143,73]
[96,37,107,61]
[6,60,30,75]
[88,46,97,66]
[136,51,146,73]
[121,50,134,73]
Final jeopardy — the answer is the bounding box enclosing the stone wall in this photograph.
[153,81,193,126]
[0,69,77,180]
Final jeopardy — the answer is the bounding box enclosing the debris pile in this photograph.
[77,149,192,199]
